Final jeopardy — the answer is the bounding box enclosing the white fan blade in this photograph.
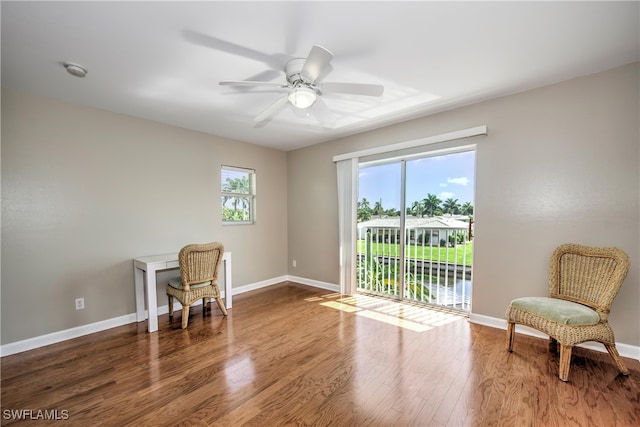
[321,82,384,96]
[220,80,288,88]
[183,30,290,70]
[301,45,333,83]
[254,95,289,122]
[244,70,282,84]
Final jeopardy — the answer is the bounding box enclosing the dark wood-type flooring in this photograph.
[2,282,639,426]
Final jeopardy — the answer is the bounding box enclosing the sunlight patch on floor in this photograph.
[356,309,432,332]
[320,300,361,313]
[307,292,465,332]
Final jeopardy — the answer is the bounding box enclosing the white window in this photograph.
[221,166,256,225]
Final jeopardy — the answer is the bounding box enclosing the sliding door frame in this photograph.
[334,126,487,296]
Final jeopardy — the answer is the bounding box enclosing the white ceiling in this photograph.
[2,1,638,151]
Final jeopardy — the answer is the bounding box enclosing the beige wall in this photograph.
[287,63,640,346]
[1,88,288,344]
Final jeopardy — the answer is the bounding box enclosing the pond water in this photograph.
[420,277,471,310]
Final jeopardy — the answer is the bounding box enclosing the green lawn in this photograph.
[357,240,473,265]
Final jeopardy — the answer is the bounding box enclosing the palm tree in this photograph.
[442,198,460,215]
[222,176,250,220]
[358,198,372,222]
[359,198,371,211]
[385,207,400,217]
[422,193,442,217]
[222,176,249,194]
[411,200,425,217]
[373,199,384,216]
[461,202,474,215]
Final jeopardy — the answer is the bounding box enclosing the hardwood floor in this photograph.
[2,282,639,426]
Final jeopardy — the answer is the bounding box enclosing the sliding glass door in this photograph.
[356,149,475,311]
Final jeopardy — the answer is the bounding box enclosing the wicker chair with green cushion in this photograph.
[167,242,228,329]
[506,243,630,381]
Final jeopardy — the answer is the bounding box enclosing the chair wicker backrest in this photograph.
[548,243,630,321]
[178,242,224,290]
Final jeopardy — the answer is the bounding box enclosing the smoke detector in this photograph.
[63,62,88,78]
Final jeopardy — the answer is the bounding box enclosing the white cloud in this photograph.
[439,183,447,187]
[447,177,469,186]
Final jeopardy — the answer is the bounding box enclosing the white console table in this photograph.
[133,252,232,333]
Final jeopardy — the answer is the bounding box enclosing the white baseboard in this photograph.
[0,313,137,357]
[468,313,640,361]
[286,275,340,292]
[231,275,290,295]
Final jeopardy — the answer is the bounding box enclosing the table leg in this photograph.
[146,267,159,333]
[134,266,146,322]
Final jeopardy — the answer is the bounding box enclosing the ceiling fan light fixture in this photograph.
[288,87,316,109]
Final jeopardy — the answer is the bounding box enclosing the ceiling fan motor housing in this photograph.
[285,58,312,86]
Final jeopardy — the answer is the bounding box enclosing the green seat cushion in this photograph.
[510,296,599,326]
[168,278,211,290]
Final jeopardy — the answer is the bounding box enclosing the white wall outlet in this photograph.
[292,260,297,267]
[75,297,85,310]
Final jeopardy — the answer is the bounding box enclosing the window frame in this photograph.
[221,165,256,226]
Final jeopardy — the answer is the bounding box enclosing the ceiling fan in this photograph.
[219,45,384,122]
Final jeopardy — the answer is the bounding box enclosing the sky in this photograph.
[358,150,475,211]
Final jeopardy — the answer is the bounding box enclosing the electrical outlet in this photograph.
[292,260,297,267]
[75,298,85,310]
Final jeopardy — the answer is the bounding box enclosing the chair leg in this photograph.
[506,321,515,352]
[203,298,208,317]
[214,297,228,316]
[604,343,629,376]
[181,305,190,329]
[549,337,559,355]
[168,296,174,319]
[559,344,573,381]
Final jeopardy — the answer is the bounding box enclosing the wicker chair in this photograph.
[167,242,228,329]
[506,243,630,381]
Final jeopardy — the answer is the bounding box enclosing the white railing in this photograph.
[357,225,472,311]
